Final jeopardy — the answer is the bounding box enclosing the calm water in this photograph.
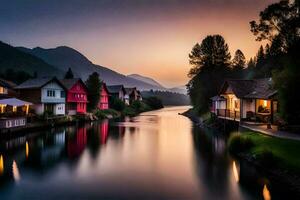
[0,106,290,199]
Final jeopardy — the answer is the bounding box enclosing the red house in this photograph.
[60,79,88,115]
[98,83,109,110]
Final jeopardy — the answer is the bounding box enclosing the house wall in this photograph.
[0,86,8,94]
[41,81,65,104]
[34,104,44,115]
[54,103,65,115]
[98,86,109,110]
[0,117,26,129]
[119,90,124,101]
[241,99,255,118]
[66,81,87,114]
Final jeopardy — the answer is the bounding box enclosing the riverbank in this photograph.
[228,131,300,194]
[182,107,300,195]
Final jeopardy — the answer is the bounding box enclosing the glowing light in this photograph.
[12,160,21,183]
[0,155,4,175]
[232,161,239,182]
[263,100,268,108]
[263,184,271,200]
[26,142,29,158]
[13,106,17,112]
[25,104,29,115]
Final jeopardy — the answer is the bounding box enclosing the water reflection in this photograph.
[233,161,240,183]
[0,106,297,199]
[12,161,20,183]
[263,184,271,200]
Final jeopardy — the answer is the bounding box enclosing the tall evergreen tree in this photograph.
[187,35,231,114]
[85,72,102,111]
[232,49,246,70]
[64,68,74,79]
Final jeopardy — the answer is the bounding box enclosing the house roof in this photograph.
[15,77,65,90]
[0,98,32,106]
[101,82,110,94]
[59,78,86,90]
[220,78,277,99]
[124,87,136,95]
[0,78,16,89]
[107,85,125,94]
[210,95,226,101]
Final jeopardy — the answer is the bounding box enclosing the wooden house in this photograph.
[107,85,126,102]
[211,78,278,123]
[15,77,66,115]
[0,78,17,99]
[124,87,142,104]
[98,83,109,110]
[0,98,32,129]
[60,79,88,115]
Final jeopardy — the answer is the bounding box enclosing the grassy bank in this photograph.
[228,131,300,174]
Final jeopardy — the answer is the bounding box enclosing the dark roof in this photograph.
[107,85,125,94]
[15,77,65,90]
[124,87,136,94]
[60,78,82,90]
[220,78,277,99]
[210,95,226,101]
[0,78,16,89]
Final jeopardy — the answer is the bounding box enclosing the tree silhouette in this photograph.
[187,35,231,114]
[85,72,102,111]
[232,49,246,70]
[64,68,74,79]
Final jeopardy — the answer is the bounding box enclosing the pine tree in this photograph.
[85,72,102,111]
[232,49,246,70]
[64,68,74,79]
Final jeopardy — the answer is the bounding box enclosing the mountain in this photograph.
[169,86,188,94]
[18,46,164,90]
[127,74,165,88]
[128,73,187,94]
[141,90,190,106]
[0,41,62,77]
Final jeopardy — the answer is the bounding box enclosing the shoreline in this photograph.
[181,107,300,196]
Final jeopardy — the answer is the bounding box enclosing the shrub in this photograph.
[122,106,136,117]
[109,97,126,111]
[143,97,163,110]
[228,134,254,154]
[255,149,277,168]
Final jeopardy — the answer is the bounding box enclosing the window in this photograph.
[61,91,65,98]
[47,90,56,97]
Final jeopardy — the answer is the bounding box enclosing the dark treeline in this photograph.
[187,0,300,124]
[141,90,190,106]
[0,68,35,84]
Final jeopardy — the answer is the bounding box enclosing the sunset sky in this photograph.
[0,0,277,87]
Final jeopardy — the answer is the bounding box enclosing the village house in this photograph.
[0,78,17,98]
[124,87,143,104]
[15,77,66,116]
[211,78,278,124]
[107,85,127,103]
[60,78,88,115]
[98,83,110,110]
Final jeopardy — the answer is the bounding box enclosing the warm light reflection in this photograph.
[263,184,271,200]
[0,155,4,175]
[25,104,29,115]
[12,160,21,182]
[232,161,239,182]
[13,106,17,112]
[26,141,29,158]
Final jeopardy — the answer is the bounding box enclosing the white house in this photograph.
[15,77,66,115]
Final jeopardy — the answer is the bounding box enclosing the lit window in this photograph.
[263,100,268,107]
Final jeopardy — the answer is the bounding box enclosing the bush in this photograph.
[94,109,119,119]
[109,97,126,111]
[228,134,254,154]
[122,106,136,117]
[256,149,277,167]
[143,97,163,110]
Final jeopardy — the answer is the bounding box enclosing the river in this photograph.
[0,106,289,199]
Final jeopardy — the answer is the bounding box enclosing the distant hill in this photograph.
[141,90,190,106]
[169,86,187,94]
[18,46,164,90]
[0,41,62,77]
[127,74,165,88]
